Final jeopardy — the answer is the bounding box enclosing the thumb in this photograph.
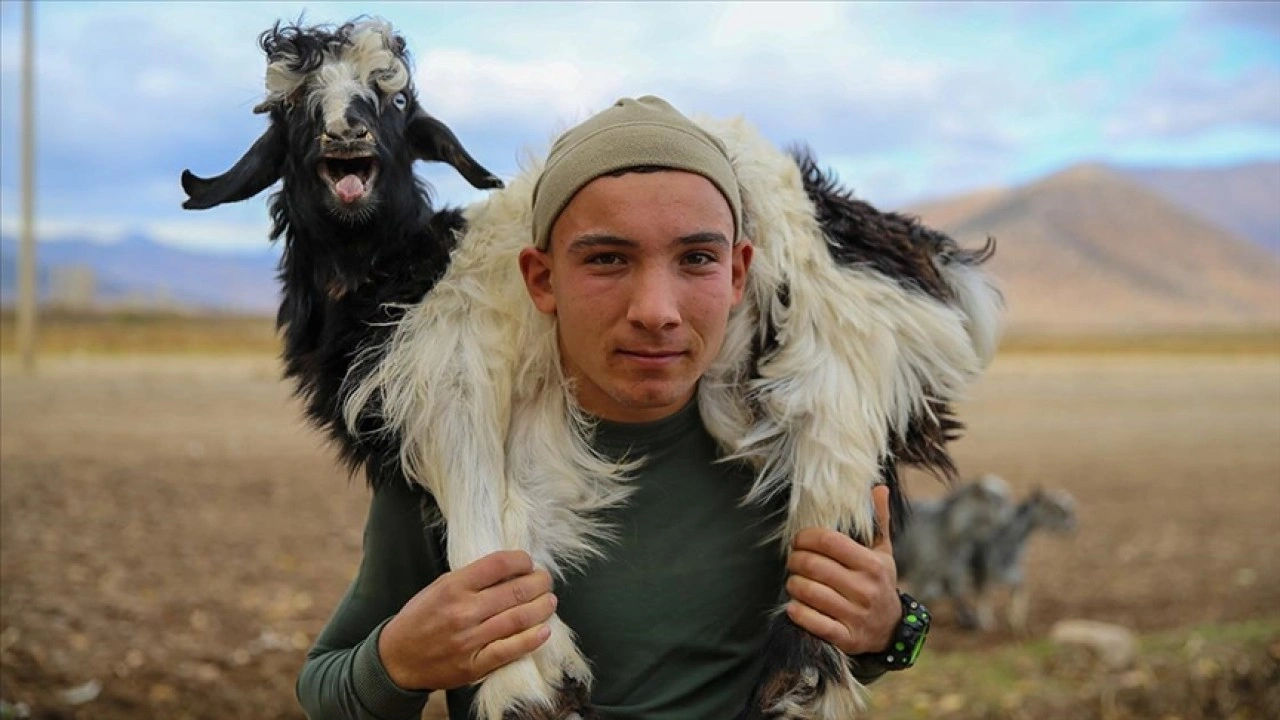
[871,484,892,554]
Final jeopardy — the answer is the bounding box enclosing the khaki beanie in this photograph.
[531,95,742,250]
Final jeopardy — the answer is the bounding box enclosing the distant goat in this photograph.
[894,474,1015,619]
[962,487,1078,632]
[182,16,1004,719]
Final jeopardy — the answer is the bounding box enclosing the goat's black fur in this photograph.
[791,145,996,303]
[735,614,854,719]
[258,19,407,80]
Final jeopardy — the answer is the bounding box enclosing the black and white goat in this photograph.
[894,474,1015,623]
[963,487,1078,632]
[181,17,1005,720]
[180,18,501,482]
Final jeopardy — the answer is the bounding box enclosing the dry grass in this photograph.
[3,311,1279,358]
[0,311,279,356]
[870,618,1280,720]
[996,325,1280,356]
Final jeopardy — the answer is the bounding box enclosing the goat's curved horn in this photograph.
[406,110,504,190]
[181,123,286,210]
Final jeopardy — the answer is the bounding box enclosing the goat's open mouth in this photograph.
[318,154,379,205]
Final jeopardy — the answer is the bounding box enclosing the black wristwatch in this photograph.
[850,591,930,679]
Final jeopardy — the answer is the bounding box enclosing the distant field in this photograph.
[996,325,1280,356]
[0,311,280,356]
[2,346,1277,719]
[3,310,1279,357]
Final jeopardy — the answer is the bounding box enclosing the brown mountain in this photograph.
[1122,162,1280,253]
[901,163,1280,333]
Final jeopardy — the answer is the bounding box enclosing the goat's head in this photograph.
[181,17,502,224]
[1028,487,1078,535]
[945,473,1014,538]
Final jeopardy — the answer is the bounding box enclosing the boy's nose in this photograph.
[626,269,681,330]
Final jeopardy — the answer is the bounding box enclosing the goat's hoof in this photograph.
[735,613,865,719]
[499,676,597,720]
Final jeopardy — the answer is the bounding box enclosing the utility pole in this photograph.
[16,0,37,374]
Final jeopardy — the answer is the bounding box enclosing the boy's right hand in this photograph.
[378,550,557,691]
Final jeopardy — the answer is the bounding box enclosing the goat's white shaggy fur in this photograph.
[345,113,1002,718]
[265,20,410,133]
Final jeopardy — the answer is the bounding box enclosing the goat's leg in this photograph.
[942,566,982,631]
[434,464,582,719]
[734,611,865,720]
[954,574,995,632]
[952,591,981,631]
[483,555,596,720]
[461,538,594,719]
[736,477,872,719]
[466,486,595,720]
[422,379,597,720]
[437,498,553,720]
[972,589,996,632]
[1008,583,1029,635]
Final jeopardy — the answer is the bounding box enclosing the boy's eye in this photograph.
[684,251,718,265]
[586,253,625,266]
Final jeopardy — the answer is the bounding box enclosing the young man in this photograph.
[298,96,920,720]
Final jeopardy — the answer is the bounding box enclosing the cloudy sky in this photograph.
[0,1,1277,253]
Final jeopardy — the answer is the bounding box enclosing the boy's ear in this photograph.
[519,247,557,315]
[732,239,754,305]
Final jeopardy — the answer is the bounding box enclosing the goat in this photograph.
[180,18,502,484]
[962,487,1078,633]
[894,474,1015,624]
[181,16,1005,720]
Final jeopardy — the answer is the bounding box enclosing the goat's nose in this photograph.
[321,124,374,145]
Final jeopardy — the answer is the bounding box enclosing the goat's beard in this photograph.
[324,194,379,226]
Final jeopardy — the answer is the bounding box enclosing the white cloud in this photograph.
[1104,65,1280,142]
[144,218,274,252]
[0,211,272,252]
[416,49,624,130]
[1,213,131,244]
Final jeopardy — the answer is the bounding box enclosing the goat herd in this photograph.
[894,474,1078,634]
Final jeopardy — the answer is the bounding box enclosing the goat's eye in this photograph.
[392,92,408,111]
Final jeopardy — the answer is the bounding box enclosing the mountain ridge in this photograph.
[903,163,1280,332]
[2,160,1277,333]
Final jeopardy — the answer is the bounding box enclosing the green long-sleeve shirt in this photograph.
[297,398,880,719]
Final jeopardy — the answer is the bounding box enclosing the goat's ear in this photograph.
[407,110,504,190]
[181,123,286,210]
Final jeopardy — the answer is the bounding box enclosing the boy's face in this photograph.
[520,170,752,423]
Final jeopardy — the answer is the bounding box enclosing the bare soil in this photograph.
[1,351,1277,719]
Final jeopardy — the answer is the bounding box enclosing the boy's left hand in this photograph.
[785,485,901,655]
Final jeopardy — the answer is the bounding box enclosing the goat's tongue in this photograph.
[334,174,366,204]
